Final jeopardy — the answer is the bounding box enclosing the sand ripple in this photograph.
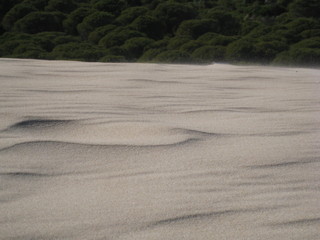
[0,59,319,240]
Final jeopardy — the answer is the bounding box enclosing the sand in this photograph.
[0,58,319,240]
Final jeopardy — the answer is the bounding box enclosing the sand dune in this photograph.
[0,58,319,240]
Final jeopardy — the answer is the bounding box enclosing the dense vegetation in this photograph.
[1,0,319,66]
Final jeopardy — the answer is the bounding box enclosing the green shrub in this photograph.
[122,37,154,59]
[273,47,320,67]
[33,31,65,51]
[99,28,145,48]
[154,2,197,34]
[138,48,163,62]
[176,19,220,39]
[289,0,320,18]
[204,9,240,35]
[198,33,238,46]
[131,15,165,40]
[254,40,288,62]
[51,42,106,61]
[2,3,37,31]
[92,0,127,14]
[62,7,93,35]
[226,38,257,62]
[77,11,114,39]
[13,11,65,33]
[167,36,190,50]
[105,46,128,56]
[88,24,116,44]
[45,0,77,13]
[23,0,49,10]
[180,40,204,54]
[154,50,192,63]
[0,0,23,20]
[99,55,127,62]
[144,37,169,51]
[115,6,148,25]
[191,45,225,63]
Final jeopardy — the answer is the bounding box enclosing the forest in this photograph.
[0,0,319,66]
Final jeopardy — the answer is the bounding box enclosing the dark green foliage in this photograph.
[0,0,23,20]
[122,37,154,59]
[51,42,106,61]
[273,38,320,66]
[154,50,192,63]
[45,0,77,13]
[92,0,127,14]
[99,28,145,48]
[77,11,114,39]
[226,38,257,62]
[167,37,190,50]
[99,55,126,62]
[198,33,238,46]
[289,0,320,18]
[204,9,240,35]
[180,40,205,54]
[154,2,197,34]
[254,40,288,62]
[24,0,49,10]
[88,24,116,44]
[139,48,163,62]
[2,3,37,31]
[13,11,66,33]
[0,0,319,66]
[131,15,165,39]
[63,7,93,35]
[191,45,226,63]
[176,19,220,39]
[115,7,148,25]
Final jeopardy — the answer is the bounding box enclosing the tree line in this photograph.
[0,0,319,66]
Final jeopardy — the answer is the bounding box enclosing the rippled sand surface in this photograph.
[0,58,319,240]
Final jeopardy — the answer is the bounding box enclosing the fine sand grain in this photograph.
[0,58,319,240]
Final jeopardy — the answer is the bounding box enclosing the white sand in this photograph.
[0,58,319,240]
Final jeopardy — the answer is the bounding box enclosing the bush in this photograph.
[180,40,204,54]
[289,0,320,18]
[77,11,114,39]
[13,11,65,33]
[226,38,257,62]
[99,28,145,48]
[153,50,192,63]
[23,0,48,10]
[122,37,154,59]
[167,36,190,50]
[0,0,23,20]
[197,33,238,46]
[2,3,37,31]
[99,55,127,62]
[105,46,128,56]
[88,24,116,44]
[205,9,240,35]
[51,42,106,61]
[115,6,148,25]
[154,2,197,34]
[191,45,225,63]
[176,19,220,39]
[33,31,65,51]
[45,0,77,13]
[92,0,127,14]
[138,48,163,62]
[254,40,288,62]
[131,15,165,39]
[62,7,93,35]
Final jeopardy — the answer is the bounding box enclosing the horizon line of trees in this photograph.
[0,0,319,66]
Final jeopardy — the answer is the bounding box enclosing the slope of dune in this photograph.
[0,58,319,240]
